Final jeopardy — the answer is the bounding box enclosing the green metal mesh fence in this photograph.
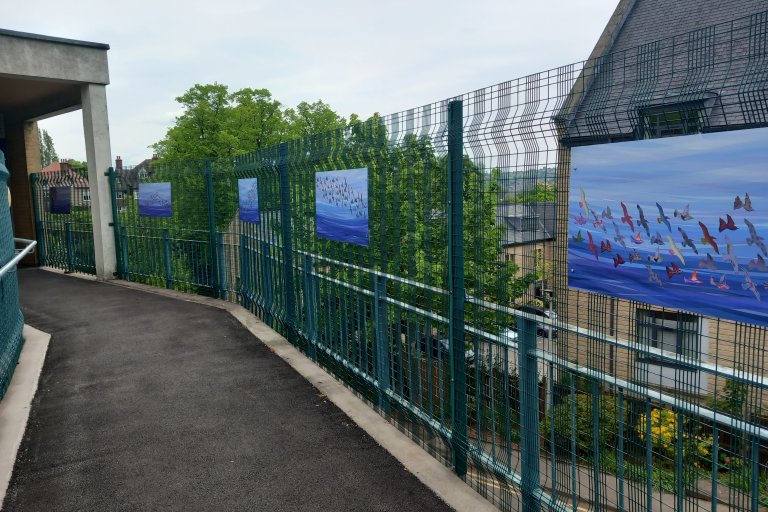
[0,151,24,400]
[105,10,768,512]
[229,111,461,470]
[30,164,96,275]
[113,160,218,292]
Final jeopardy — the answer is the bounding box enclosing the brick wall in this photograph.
[6,121,40,264]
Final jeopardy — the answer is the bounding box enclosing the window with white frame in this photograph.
[635,309,709,392]
[636,309,701,362]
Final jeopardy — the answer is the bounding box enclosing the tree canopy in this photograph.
[508,183,556,203]
[284,100,353,140]
[260,116,540,324]
[152,84,353,161]
[39,128,58,168]
[143,86,538,322]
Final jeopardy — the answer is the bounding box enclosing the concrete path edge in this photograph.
[74,271,499,512]
[0,325,51,504]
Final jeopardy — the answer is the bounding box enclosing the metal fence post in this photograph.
[204,161,220,298]
[239,233,250,308]
[752,433,760,512]
[120,227,129,278]
[593,380,602,509]
[29,174,46,266]
[261,240,274,324]
[518,314,542,512]
[107,167,123,278]
[162,228,172,289]
[65,221,74,273]
[278,142,296,342]
[217,232,227,299]
[447,98,467,477]
[303,254,317,361]
[374,274,390,413]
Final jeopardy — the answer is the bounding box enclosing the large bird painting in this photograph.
[569,127,768,326]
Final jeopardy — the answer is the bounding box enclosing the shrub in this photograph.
[710,377,748,417]
[467,363,521,443]
[637,407,714,470]
[543,392,626,455]
[638,408,677,460]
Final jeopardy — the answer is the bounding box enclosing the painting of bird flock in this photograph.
[569,127,768,326]
[138,182,172,218]
[238,178,260,224]
[315,168,369,247]
[49,186,72,214]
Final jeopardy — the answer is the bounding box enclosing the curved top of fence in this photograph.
[132,8,768,177]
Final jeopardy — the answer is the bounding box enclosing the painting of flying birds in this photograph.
[569,126,768,327]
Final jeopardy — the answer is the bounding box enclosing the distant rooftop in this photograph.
[0,28,109,50]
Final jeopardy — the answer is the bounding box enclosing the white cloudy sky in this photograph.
[5,1,617,164]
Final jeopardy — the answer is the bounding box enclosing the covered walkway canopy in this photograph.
[0,28,115,278]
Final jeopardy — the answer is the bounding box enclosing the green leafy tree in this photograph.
[39,128,58,168]
[63,159,89,181]
[145,92,536,314]
[368,124,536,316]
[284,100,349,139]
[509,183,556,203]
[65,159,87,170]
[283,115,536,330]
[152,85,355,162]
[228,88,285,150]
[152,83,236,161]
[144,85,356,294]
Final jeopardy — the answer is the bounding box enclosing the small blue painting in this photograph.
[569,127,768,327]
[316,168,369,246]
[238,178,260,224]
[138,182,172,218]
[50,186,71,214]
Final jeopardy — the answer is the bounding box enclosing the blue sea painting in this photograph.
[50,186,71,214]
[138,182,172,218]
[569,127,768,327]
[238,178,260,224]
[315,168,369,246]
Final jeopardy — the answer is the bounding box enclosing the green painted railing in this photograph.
[30,167,96,275]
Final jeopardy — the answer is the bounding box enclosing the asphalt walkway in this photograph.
[3,269,452,511]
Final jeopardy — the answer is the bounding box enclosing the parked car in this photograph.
[518,305,557,338]
[417,334,475,367]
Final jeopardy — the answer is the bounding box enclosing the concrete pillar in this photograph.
[81,83,115,280]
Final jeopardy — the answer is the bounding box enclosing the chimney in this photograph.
[60,159,70,173]
[116,156,123,171]
[151,154,159,161]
